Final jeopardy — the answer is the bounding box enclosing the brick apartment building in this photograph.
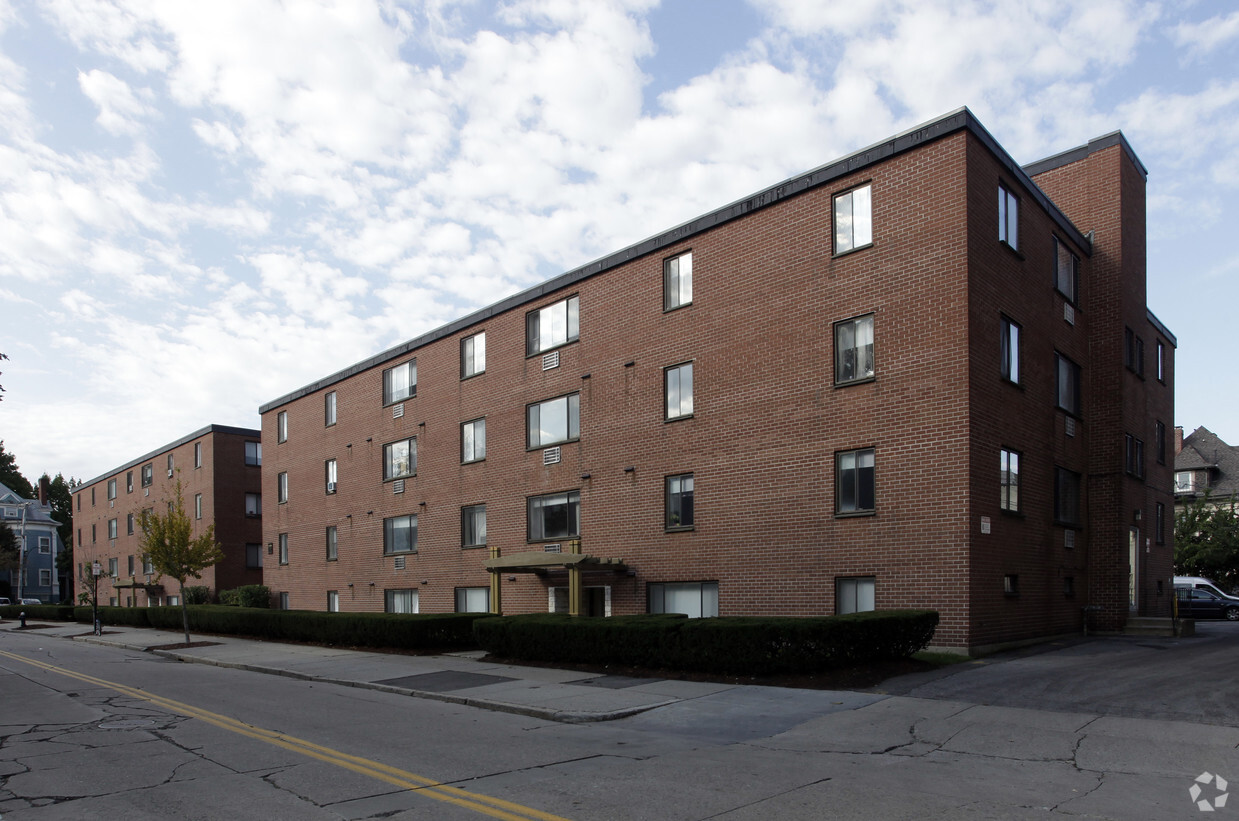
[258,108,1174,652]
[72,425,263,605]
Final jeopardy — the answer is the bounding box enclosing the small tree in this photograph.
[137,481,225,645]
[1175,493,1239,593]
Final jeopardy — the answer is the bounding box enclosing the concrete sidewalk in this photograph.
[2,620,787,724]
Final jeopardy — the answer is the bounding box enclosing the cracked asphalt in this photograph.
[1,621,1237,819]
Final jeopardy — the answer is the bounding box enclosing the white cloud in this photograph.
[1174,9,1239,55]
[77,69,155,136]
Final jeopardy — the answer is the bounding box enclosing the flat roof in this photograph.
[75,424,260,491]
[259,107,1114,413]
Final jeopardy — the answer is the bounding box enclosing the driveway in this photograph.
[877,620,1239,726]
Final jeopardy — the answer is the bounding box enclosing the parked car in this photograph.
[0,597,10,606]
[1174,576,1237,600]
[1175,586,1239,620]
[17,598,40,605]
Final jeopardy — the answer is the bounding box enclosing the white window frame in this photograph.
[37,536,51,553]
[833,184,872,254]
[325,459,338,494]
[462,418,486,463]
[107,479,117,500]
[664,251,693,310]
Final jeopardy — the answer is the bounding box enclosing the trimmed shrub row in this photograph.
[62,605,487,650]
[472,610,940,675]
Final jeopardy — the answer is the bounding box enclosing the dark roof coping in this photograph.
[1023,130,1148,180]
[1147,309,1177,347]
[259,107,1100,413]
[74,424,261,491]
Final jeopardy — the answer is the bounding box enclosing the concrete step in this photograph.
[1124,617,1192,637]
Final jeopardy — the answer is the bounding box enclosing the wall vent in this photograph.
[393,479,405,494]
[1064,530,1075,549]
[542,350,560,371]
[394,556,406,570]
[1065,416,1076,438]
[543,446,561,465]
[392,403,405,419]
[543,544,562,553]
[1064,303,1075,325]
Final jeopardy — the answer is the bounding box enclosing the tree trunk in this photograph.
[180,594,190,645]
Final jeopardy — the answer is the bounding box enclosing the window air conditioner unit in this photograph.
[327,482,336,493]
[167,469,174,477]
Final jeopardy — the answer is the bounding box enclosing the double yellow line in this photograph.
[0,648,572,821]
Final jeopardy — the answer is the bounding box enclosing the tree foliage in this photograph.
[43,473,76,576]
[0,521,18,571]
[0,441,33,499]
[137,480,225,644]
[1175,494,1239,592]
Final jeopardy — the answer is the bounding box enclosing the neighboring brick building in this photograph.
[72,425,263,606]
[258,108,1174,652]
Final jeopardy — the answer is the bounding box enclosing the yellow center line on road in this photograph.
[0,648,573,821]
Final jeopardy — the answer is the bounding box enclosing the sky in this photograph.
[1,0,1238,484]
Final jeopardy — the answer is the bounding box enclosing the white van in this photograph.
[1174,576,1239,601]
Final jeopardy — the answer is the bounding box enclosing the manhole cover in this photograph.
[98,719,155,729]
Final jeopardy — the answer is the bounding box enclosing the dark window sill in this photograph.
[835,510,876,519]
[665,525,695,533]
[835,375,876,389]
[665,414,694,423]
[1000,240,1024,260]
[832,241,874,259]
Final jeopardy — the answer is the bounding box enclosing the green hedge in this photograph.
[473,610,939,675]
[0,604,76,621]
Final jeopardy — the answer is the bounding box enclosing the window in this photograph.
[277,411,288,443]
[455,587,490,613]
[245,441,262,466]
[143,555,153,575]
[128,555,134,575]
[126,470,133,493]
[92,524,97,543]
[246,543,263,569]
[167,454,174,474]
[1175,471,1195,492]
[108,557,118,576]
[1125,327,1144,377]
[527,393,580,448]
[107,479,117,500]
[528,491,580,541]
[325,459,338,494]
[664,251,693,310]
[327,591,339,612]
[665,474,694,530]
[326,526,338,561]
[1054,237,1078,302]
[384,589,418,614]
[526,295,579,355]
[461,418,486,463]
[648,582,718,618]
[383,360,417,405]
[325,391,337,426]
[1125,434,1145,480]
[665,363,694,419]
[277,472,288,504]
[835,314,875,384]
[245,493,261,517]
[1055,353,1081,415]
[1156,421,1166,465]
[1004,574,1020,596]
[1064,576,1075,597]
[141,464,153,487]
[194,493,203,519]
[836,577,875,614]
[1054,467,1081,526]
[1157,339,1165,382]
[107,518,118,539]
[999,184,1018,250]
[383,514,418,555]
[278,593,288,610]
[462,504,487,547]
[194,442,202,468]
[833,184,872,254]
[124,513,134,535]
[461,332,486,378]
[91,487,96,505]
[1156,503,1166,545]
[836,448,875,514]
[383,438,416,480]
[1000,449,1020,513]
[278,533,288,565]
[37,536,50,553]
[38,569,51,587]
[1000,316,1020,384]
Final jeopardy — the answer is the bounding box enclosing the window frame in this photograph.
[246,543,263,569]
[1000,315,1020,385]
[527,490,581,542]
[245,441,262,467]
[836,448,876,516]
[462,504,487,548]
[664,362,694,421]
[245,492,261,517]
[1124,327,1145,378]
[527,393,580,450]
[663,250,693,311]
[1156,339,1166,383]
[1000,448,1021,514]
[1053,236,1079,303]
[1055,352,1081,416]
[141,463,153,487]
[454,587,491,613]
[665,473,695,532]
[461,332,487,379]
[326,526,338,561]
[325,391,337,426]
[194,493,202,519]
[325,458,338,494]
[526,295,580,356]
[107,479,117,500]
[999,183,1019,251]
[1156,421,1166,465]
[647,581,719,618]
[278,532,289,565]
[194,442,203,469]
[383,514,418,555]
[277,411,288,443]
[327,590,339,612]
[383,437,417,481]
[384,588,419,614]
[107,518,118,539]
[382,360,417,406]
[126,513,134,535]
[1125,434,1145,480]
[126,471,133,493]
[834,313,875,385]
[1156,502,1166,545]
[277,472,288,504]
[836,576,876,615]
[1054,467,1082,527]
[833,183,873,256]
[461,418,486,464]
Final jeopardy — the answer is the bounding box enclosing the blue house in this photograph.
[0,481,64,603]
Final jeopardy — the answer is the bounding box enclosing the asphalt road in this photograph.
[2,623,1239,819]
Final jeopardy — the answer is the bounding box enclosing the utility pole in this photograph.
[15,501,30,601]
